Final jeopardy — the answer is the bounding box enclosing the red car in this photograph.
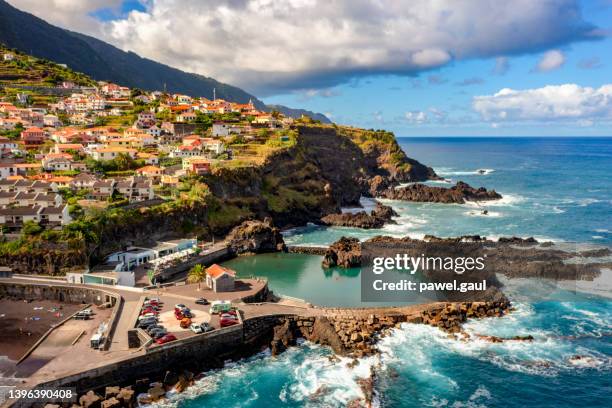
[174,310,184,320]
[155,334,177,344]
[220,317,239,327]
[141,309,159,315]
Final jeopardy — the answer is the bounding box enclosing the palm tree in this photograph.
[187,264,207,290]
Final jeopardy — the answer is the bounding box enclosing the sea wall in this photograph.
[0,281,118,306]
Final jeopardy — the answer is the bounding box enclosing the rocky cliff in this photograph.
[1,124,436,275]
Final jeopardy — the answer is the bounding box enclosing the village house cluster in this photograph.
[0,78,296,232]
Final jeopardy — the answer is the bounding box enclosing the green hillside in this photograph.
[0,0,329,122]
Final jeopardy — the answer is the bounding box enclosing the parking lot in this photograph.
[135,296,241,346]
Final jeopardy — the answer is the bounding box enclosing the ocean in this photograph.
[154,137,612,408]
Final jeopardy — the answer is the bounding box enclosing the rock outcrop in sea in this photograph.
[377,181,501,203]
[322,237,362,268]
[319,202,398,229]
[322,235,611,282]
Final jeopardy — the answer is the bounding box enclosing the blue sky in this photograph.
[262,1,612,136]
[10,0,612,136]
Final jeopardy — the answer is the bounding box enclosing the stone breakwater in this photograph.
[270,300,511,358]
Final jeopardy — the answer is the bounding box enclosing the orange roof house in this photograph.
[136,165,162,178]
[205,264,236,292]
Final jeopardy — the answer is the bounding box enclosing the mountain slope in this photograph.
[0,0,329,122]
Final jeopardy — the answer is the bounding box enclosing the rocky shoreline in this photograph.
[321,235,611,282]
[377,181,502,203]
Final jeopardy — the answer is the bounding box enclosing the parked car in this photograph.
[190,323,203,334]
[146,325,164,335]
[200,322,214,332]
[181,309,193,318]
[137,320,157,329]
[155,334,177,344]
[147,297,161,303]
[79,308,94,316]
[174,304,187,310]
[144,299,160,306]
[220,312,238,320]
[74,312,90,320]
[137,314,158,321]
[140,308,159,315]
[149,328,167,338]
[220,317,239,327]
[195,298,209,305]
[180,317,192,329]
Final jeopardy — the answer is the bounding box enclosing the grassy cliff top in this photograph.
[0,44,96,88]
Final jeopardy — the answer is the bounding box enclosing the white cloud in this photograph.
[535,50,566,72]
[404,111,428,124]
[7,0,121,32]
[473,84,612,123]
[8,0,597,95]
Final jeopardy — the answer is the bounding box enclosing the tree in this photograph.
[22,220,43,236]
[187,264,207,290]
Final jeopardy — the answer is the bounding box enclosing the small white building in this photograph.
[205,264,236,292]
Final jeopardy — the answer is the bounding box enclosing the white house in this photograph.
[205,264,236,292]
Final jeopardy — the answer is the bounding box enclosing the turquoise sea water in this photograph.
[157,138,611,408]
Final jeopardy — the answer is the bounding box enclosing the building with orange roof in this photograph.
[205,264,236,292]
[136,165,163,181]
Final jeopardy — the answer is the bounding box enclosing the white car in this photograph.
[190,323,203,334]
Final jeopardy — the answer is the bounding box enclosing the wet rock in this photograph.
[147,382,165,401]
[227,218,287,254]
[174,371,194,393]
[379,181,501,203]
[497,236,538,244]
[322,237,361,268]
[163,370,179,387]
[271,319,297,355]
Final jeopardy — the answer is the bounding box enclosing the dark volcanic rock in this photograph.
[497,236,538,244]
[322,237,362,268]
[319,203,398,229]
[379,181,501,204]
[271,319,297,355]
[227,218,287,254]
[372,202,398,219]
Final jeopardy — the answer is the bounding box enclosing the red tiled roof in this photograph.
[206,264,236,279]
